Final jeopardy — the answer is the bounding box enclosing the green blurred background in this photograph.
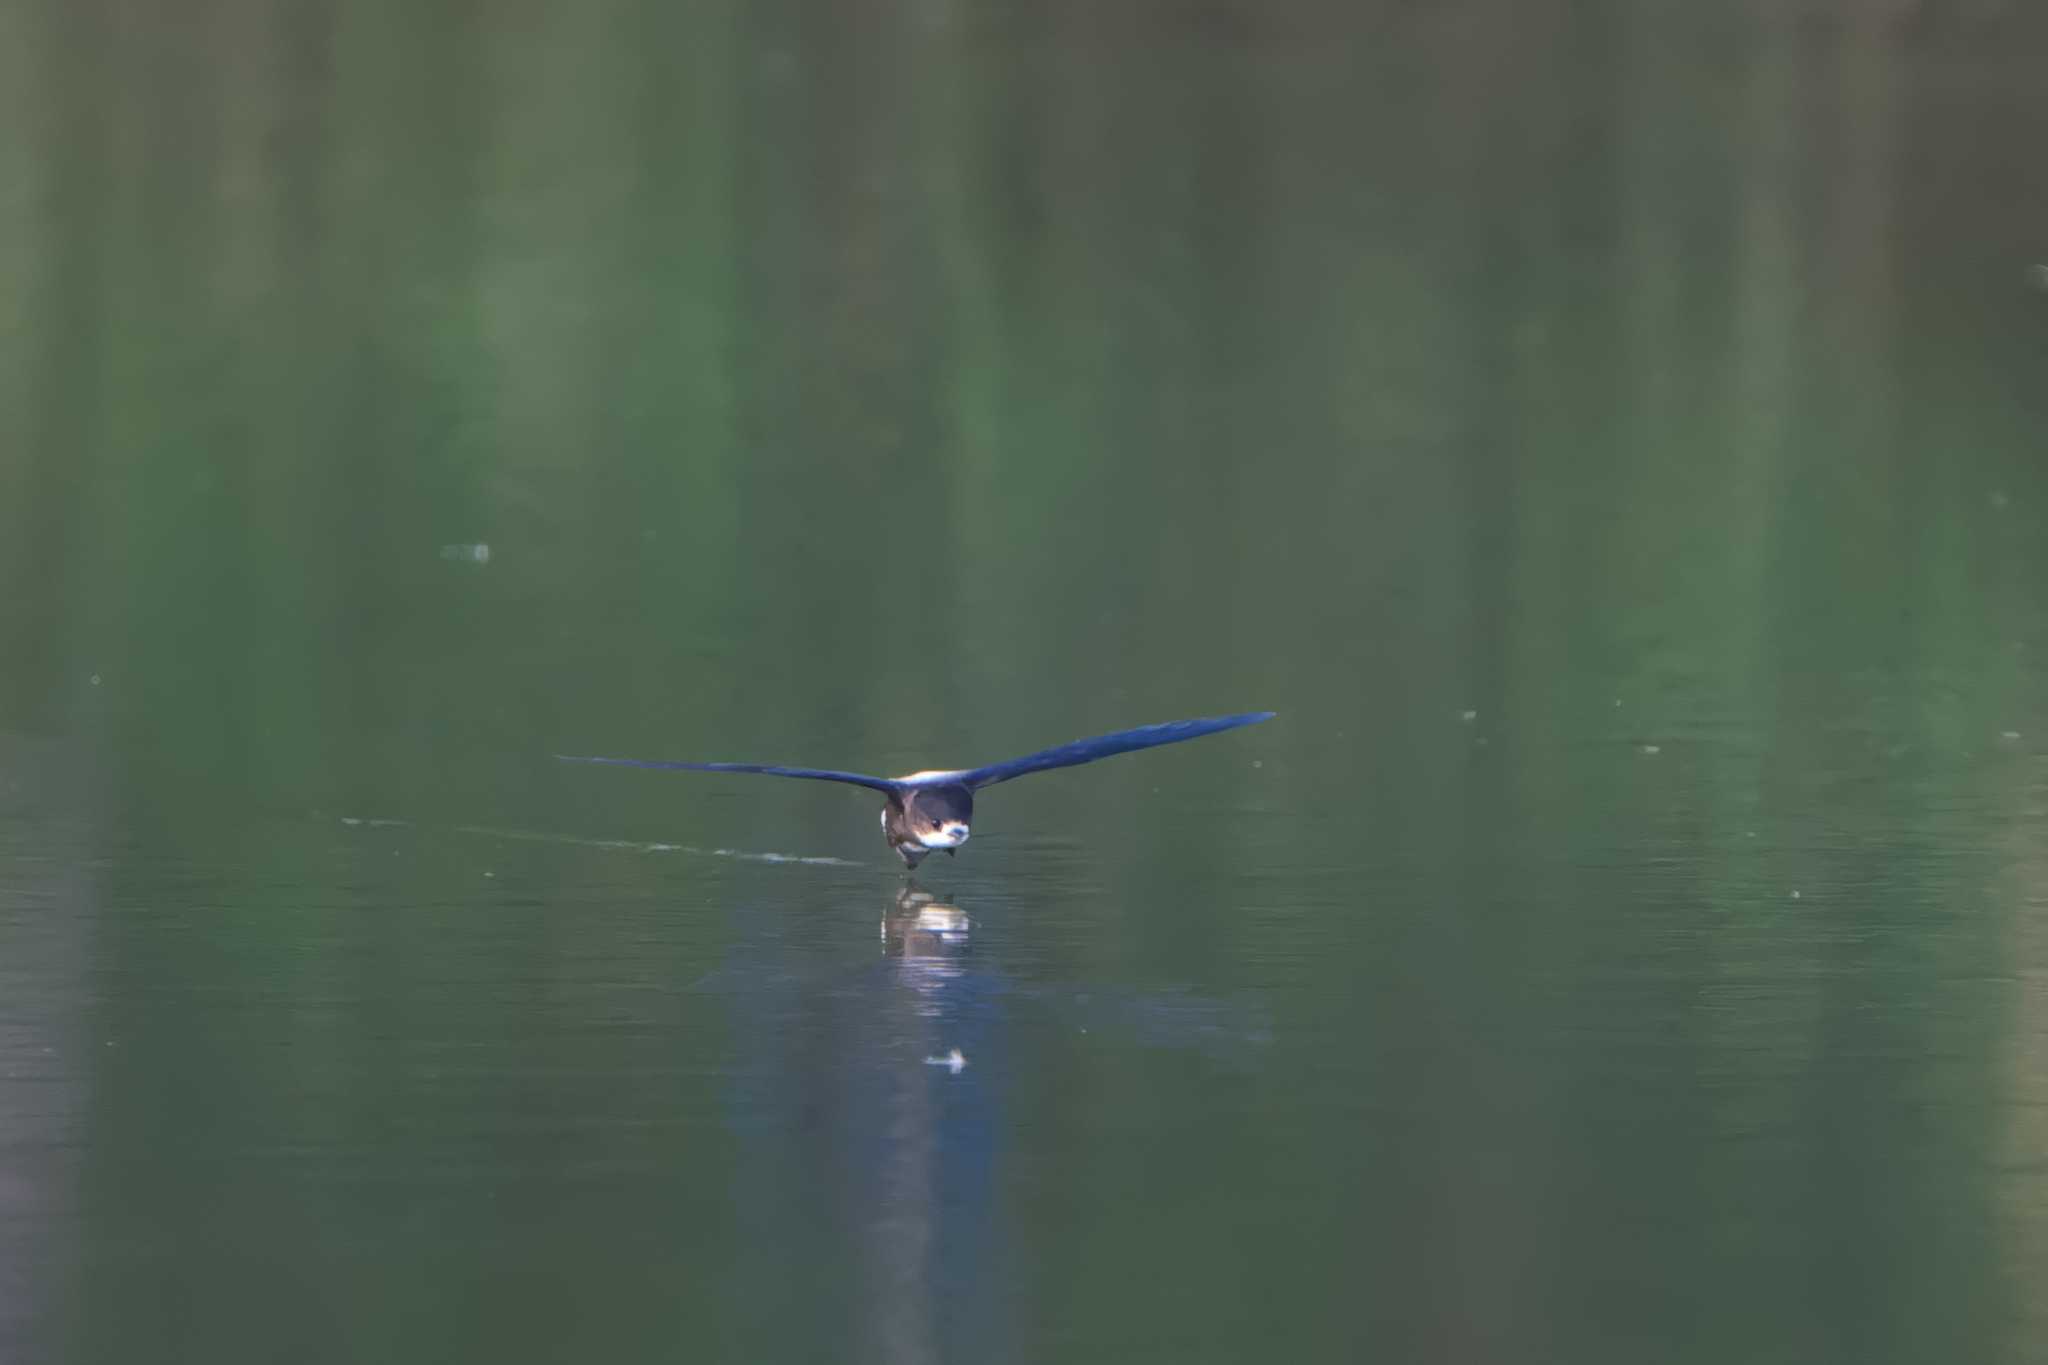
[3,0,2047,1361]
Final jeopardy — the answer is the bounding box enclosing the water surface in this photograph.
[4,1,2048,1360]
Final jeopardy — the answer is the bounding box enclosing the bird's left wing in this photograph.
[955,712,1275,790]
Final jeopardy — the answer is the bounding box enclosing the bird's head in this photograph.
[909,784,973,850]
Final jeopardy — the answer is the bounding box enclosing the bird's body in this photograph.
[560,712,1273,868]
[879,783,975,868]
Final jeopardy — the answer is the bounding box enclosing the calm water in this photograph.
[4,1,2048,1360]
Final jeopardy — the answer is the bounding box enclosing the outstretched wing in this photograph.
[956,712,1275,790]
[555,755,900,793]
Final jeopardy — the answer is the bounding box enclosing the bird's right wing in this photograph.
[555,755,901,793]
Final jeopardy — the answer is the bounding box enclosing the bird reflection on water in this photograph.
[713,878,1269,1360]
[883,885,974,1027]
[864,883,988,1365]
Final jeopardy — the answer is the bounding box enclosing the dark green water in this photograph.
[4,1,2048,1360]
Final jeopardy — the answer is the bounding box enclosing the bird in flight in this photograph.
[559,711,1274,868]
